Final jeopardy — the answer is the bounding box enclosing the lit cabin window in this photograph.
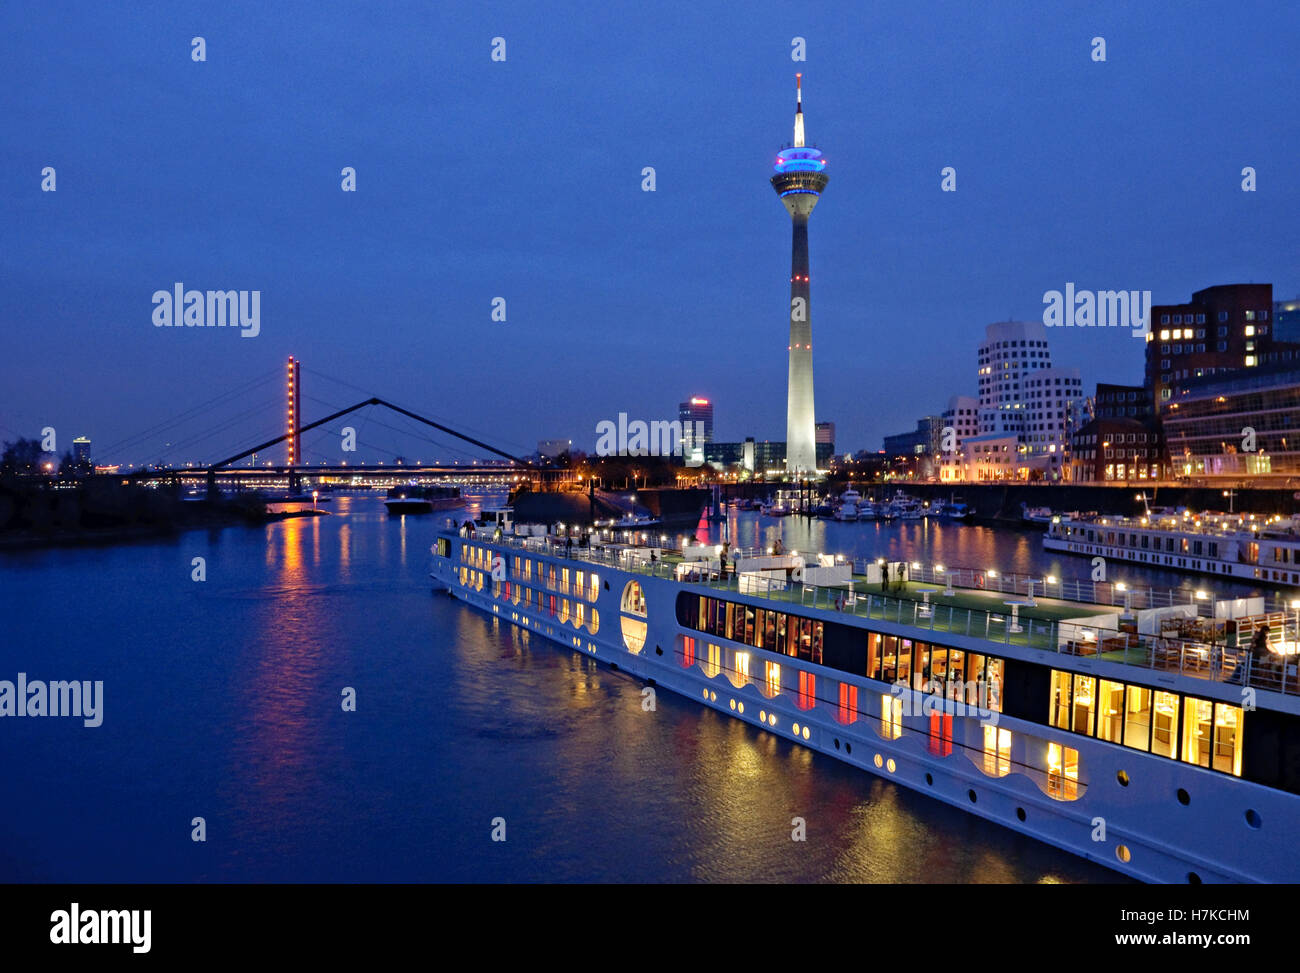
[1047,743,1079,800]
[838,683,857,724]
[881,693,902,740]
[620,580,647,616]
[1097,680,1125,743]
[1049,670,1071,730]
[588,608,599,634]
[733,651,751,688]
[681,636,696,668]
[704,643,721,678]
[1152,691,1179,759]
[1213,702,1243,776]
[982,726,1011,777]
[618,580,646,653]
[929,712,953,756]
[765,662,781,697]
[798,671,816,710]
[1071,675,1096,736]
[1182,697,1214,769]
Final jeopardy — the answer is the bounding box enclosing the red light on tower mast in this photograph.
[286,356,301,467]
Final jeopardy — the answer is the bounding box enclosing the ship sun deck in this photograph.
[447,523,1300,703]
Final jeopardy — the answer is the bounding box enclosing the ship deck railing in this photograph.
[894,564,1223,617]
[459,528,1300,696]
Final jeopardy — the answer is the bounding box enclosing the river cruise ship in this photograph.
[431,517,1300,883]
[1044,510,1300,587]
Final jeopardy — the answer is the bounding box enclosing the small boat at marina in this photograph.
[888,490,923,520]
[943,500,970,521]
[1021,502,1055,526]
[835,488,862,521]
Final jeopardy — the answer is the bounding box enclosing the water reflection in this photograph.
[706,511,1266,599]
[0,494,1127,883]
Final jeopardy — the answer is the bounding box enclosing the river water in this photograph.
[1,495,1231,883]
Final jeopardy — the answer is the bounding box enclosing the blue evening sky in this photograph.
[1,0,1296,464]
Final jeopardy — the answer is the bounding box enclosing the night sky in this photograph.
[2,1,1296,465]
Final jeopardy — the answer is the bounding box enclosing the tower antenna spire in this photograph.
[793,73,805,147]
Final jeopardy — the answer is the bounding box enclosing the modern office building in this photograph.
[1021,366,1086,479]
[1094,383,1154,421]
[937,395,978,481]
[883,416,944,479]
[942,395,978,443]
[977,320,1056,436]
[1069,418,1167,483]
[972,321,1083,480]
[678,397,714,466]
[771,74,828,475]
[1162,361,1300,478]
[1068,383,1167,483]
[947,432,1021,482]
[72,436,91,466]
[815,422,835,469]
[1145,283,1277,404]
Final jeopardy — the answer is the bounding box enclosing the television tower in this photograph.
[770,73,828,476]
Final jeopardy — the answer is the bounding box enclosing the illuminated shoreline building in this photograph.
[771,74,827,476]
[678,397,714,466]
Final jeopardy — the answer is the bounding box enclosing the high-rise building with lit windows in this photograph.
[771,74,827,476]
[1146,284,1274,404]
[973,322,1083,480]
[678,397,714,465]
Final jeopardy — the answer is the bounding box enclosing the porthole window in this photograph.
[1016,807,1026,822]
[1245,809,1261,829]
[1116,845,1132,863]
[1177,788,1190,806]
[968,789,977,804]
[1117,770,1130,787]
[618,582,647,653]
[874,754,883,768]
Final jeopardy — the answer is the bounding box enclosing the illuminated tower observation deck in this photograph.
[771,73,828,477]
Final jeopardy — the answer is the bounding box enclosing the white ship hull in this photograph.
[434,531,1300,883]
